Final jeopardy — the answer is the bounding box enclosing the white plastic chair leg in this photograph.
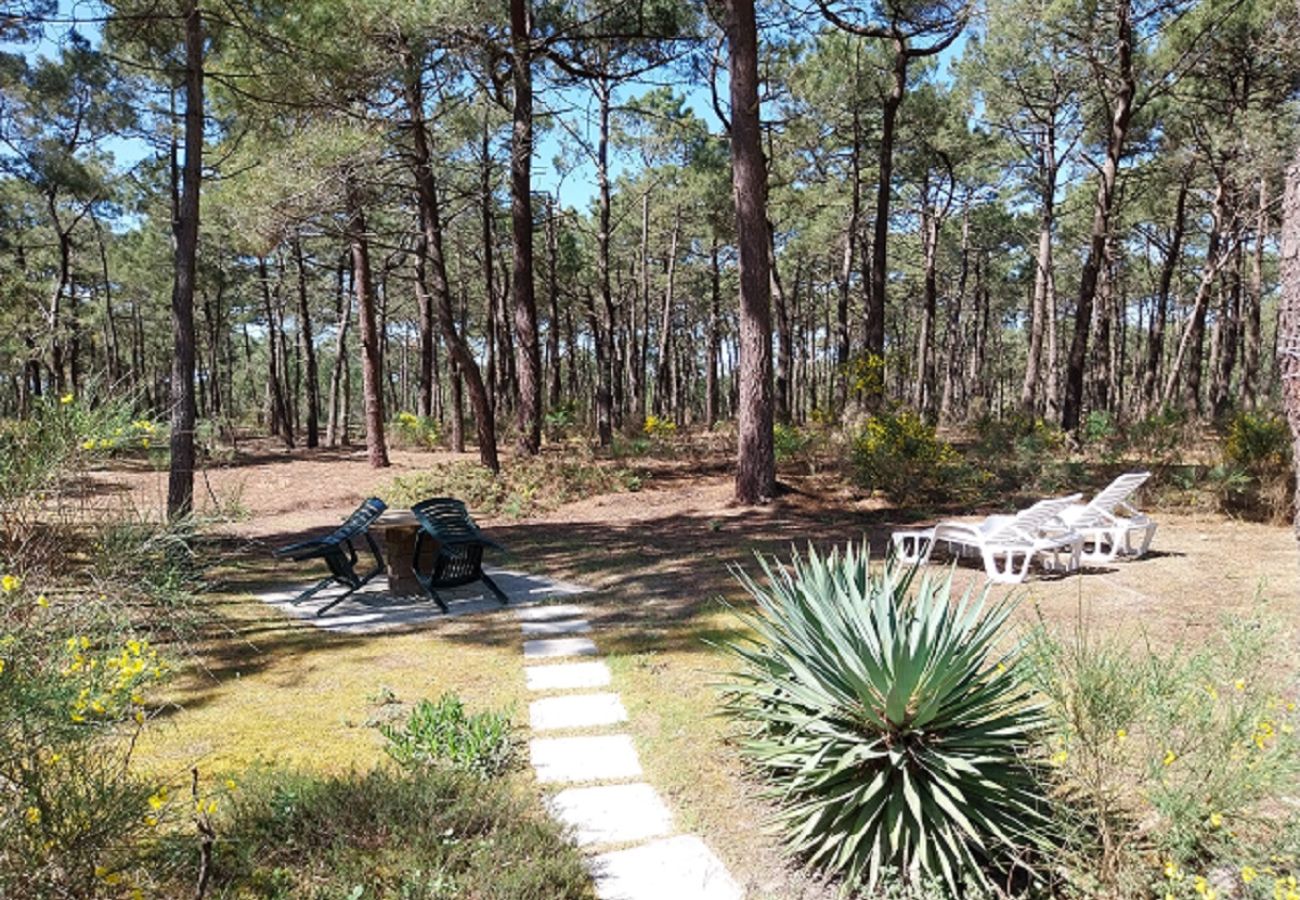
[982,548,1032,584]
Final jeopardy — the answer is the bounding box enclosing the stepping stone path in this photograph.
[516,604,744,900]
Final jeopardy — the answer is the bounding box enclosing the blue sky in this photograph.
[14,1,965,217]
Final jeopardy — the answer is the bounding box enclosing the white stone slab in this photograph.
[590,835,744,900]
[547,783,673,847]
[525,661,612,691]
[521,618,592,636]
[524,636,599,659]
[257,568,591,634]
[530,734,642,783]
[531,693,627,731]
[515,603,590,622]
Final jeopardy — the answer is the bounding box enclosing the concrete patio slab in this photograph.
[589,835,744,900]
[525,661,612,691]
[520,618,592,636]
[515,603,591,622]
[257,568,592,634]
[530,693,627,731]
[530,734,642,783]
[524,636,599,659]
[547,783,673,847]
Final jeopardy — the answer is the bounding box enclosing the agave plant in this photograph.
[722,544,1048,894]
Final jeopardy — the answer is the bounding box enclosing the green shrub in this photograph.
[144,766,591,899]
[773,422,813,464]
[1225,411,1291,474]
[722,546,1049,894]
[852,409,982,504]
[380,694,518,780]
[0,577,172,898]
[386,455,638,518]
[543,402,578,441]
[1024,603,1300,897]
[390,411,442,450]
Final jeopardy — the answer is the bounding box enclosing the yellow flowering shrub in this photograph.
[851,408,982,504]
[643,414,677,440]
[389,411,442,450]
[0,575,171,896]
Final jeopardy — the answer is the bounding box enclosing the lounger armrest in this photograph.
[273,538,328,560]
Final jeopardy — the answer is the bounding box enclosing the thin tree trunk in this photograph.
[770,229,793,425]
[546,195,562,411]
[724,0,775,504]
[1141,175,1189,416]
[326,254,351,448]
[509,0,542,454]
[1020,129,1057,417]
[654,211,680,416]
[865,36,908,397]
[166,0,203,519]
[707,237,722,428]
[401,47,499,471]
[1277,144,1300,540]
[293,238,320,447]
[346,187,390,469]
[1243,177,1266,410]
[1061,0,1134,432]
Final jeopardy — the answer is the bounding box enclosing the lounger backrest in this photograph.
[320,497,388,545]
[1088,471,1150,514]
[984,494,1082,543]
[412,497,481,545]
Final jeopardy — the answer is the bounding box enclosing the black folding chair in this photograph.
[272,497,387,616]
[410,497,509,612]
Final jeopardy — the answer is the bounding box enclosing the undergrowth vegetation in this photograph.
[386,452,641,517]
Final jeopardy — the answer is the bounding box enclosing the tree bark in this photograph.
[345,187,389,469]
[594,76,615,444]
[509,0,542,455]
[326,254,351,448]
[293,237,320,447]
[723,0,775,504]
[865,35,908,397]
[166,0,203,520]
[401,48,500,471]
[1020,127,1057,417]
[1243,176,1267,409]
[1278,146,1300,541]
[1140,175,1189,416]
[1061,0,1134,432]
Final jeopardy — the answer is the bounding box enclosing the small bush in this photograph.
[390,411,442,450]
[1220,412,1294,522]
[386,455,637,518]
[543,402,578,441]
[722,546,1049,894]
[0,577,172,898]
[145,766,591,899]
[852,409,982,504]
[643,414,677,441]
[380,694,518,780]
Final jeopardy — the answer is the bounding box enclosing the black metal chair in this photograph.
[272,497,387,616]
[410,497,509,612]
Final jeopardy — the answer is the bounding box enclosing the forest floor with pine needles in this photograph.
[92,437,1300,900]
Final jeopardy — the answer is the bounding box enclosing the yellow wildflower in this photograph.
[1050,749,1068,765]
[225,779,237,791]
[0,659,5,676]
[1163,749,1177,766]
[25,806,40,824]
[1242,866,1257,884]
[60,393,73,404]
[1,574,21,594]
[1164,860,1182,879]
[1208,812,1223,828]
[141,437,150,449]
[1236,679,1247,692]
[82,439,95,450]
[147,788,168,810]
[1116,728,1128,743]
[36,595,48,608]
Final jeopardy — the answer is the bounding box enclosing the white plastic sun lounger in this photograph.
[892,494,1084,585]
[1058,471,1157,564]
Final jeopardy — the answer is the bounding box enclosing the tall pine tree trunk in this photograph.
[166,0,203,520]
[509,0,542,455]
[724,0,775,504]
[1278,143,1300,540]
[346,186,389,469]
[293,237,320,447]
[1061,0,1134,432]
